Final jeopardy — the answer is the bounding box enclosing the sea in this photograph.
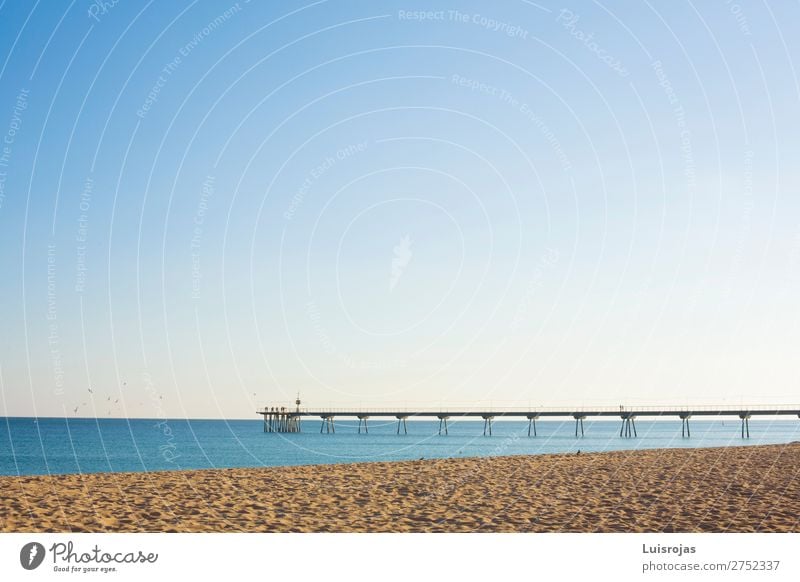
[1,416,799,476]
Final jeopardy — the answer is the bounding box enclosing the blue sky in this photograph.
[1,1,799,418]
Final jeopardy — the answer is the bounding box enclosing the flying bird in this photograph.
[87,388,93,393]
[73,406,79,414]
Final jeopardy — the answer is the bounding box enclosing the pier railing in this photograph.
[265,404,800,415]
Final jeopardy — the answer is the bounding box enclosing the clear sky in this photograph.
[1,1,798,419]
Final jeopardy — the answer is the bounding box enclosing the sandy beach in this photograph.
[2,443,798,532]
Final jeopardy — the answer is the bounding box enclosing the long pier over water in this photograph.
[259,405,800,438]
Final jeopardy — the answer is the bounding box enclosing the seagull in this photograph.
[107,396,111,401]
[88,388,93,394]
[73,406,79,414]
[114,399,119,404]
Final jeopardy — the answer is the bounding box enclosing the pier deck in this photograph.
[258,405,800,438]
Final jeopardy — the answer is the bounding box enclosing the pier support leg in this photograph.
[681,416,691,438]
[621,417,636,438]
[574,417,585,437]
[740,416,750,439]
[438,417,449,436]
[396,417,408,435]
[528,418,538,437]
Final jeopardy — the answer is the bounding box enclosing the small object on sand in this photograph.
[576,450,581,455]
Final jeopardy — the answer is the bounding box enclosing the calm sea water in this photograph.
[2,416,799,476]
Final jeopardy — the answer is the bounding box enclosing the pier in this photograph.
[259,405,800,438]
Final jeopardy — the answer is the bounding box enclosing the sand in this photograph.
[1,443,799,532]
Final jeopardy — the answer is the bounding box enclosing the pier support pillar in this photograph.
[574,415,586,437]
[620,415,637,438]
[437,415,449,435]
[527,414,539,437]
[261,411,302,433]
[482,415,494,436]
[680,414,692,438]
[396,415,408,435]
[357,415,369,434]
[320,415,335,434]
[739,414,751,438]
